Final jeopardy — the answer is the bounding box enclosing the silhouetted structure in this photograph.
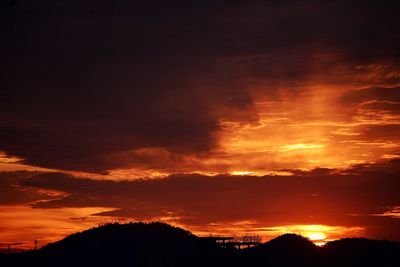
[201,235,261,249]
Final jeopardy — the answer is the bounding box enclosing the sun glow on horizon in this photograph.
[259,224,364,246]
[305,232,327,246]
[187,222,365,247]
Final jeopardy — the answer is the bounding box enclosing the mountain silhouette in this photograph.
[322,238,400,267]
[1,222,399,267]
[2,222,228,267]
[239,234,319,267]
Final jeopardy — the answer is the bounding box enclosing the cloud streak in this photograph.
[2,161,396,241]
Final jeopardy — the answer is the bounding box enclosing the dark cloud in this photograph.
[343,86,400,106]
[339,86,400,143]
[1,1,400,172]
[0,1,256,173]
[0,171,45,205]
[220,1,400,92]
[359,124,400,141]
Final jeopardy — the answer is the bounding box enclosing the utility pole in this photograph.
[34,239,38,250]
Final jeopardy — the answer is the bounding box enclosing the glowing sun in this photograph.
[305,232,327,246]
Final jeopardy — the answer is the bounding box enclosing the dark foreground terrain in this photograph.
[1,222,399,267]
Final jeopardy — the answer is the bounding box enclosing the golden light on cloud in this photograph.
[280,143,325,152]
[0,205,115,250]
[205,84,400,176]
[0,84,399,181]
[229,171,257,176]
[0,152,21,164]
[373,206,400,218]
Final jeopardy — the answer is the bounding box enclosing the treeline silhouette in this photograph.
[1,222,399,267]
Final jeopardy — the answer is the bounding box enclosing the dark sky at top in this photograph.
[1,0,399,172]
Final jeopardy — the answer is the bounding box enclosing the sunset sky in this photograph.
[1,1,400,250]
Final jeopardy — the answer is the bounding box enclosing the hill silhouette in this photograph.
[322,238,400,267]
[239,233,319,266]
[2,222,399,267]
[3,222,228,267]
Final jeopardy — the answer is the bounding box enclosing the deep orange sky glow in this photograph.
[1,1,400,250]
